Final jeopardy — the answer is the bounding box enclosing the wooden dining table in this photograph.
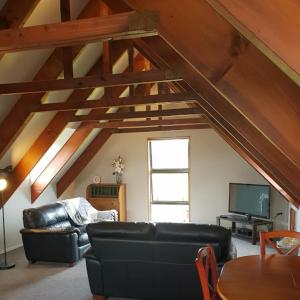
[217,255,300,300]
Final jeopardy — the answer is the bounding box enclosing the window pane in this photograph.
[150,139,189,169]
[152,173,188,202]
[151,204,189,223]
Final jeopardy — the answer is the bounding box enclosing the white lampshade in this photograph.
[0,178,7,191]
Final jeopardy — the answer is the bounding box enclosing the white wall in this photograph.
[0,128,290,252]
[63,129,289,228]
[0,180,59,253]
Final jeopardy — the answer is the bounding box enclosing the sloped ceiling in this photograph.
[106,0,300,205]
[0,0,298,207]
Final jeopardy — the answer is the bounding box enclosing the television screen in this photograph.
[229,183,270,219]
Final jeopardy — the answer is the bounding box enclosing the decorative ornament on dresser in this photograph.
[112,156,125,184]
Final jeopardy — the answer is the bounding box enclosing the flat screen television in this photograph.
[229,183,270,219]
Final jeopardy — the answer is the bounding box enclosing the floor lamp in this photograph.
[0,177,15,270]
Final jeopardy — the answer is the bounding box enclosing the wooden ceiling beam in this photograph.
[120,0,300,174]
[0,11,159,53]
[113,124,210,133]
[31,123,96,202]
[3,41,129,205]
[55,54,154,197]
[0,0,40,29]
[107,1,300,204]
[3,58,103,205]
[71,107,201,122]
[28,50,148,201]
[130,36,300,204]
[0,0,40,62]
[34,93,196,112]
[56,129,113,197]
[207,0,300,86]
[0,69,182,95]
[92,117,208,128]
[60,0,73,79]
[0,0,102,159]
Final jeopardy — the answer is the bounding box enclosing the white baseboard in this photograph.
[0,243,23,255]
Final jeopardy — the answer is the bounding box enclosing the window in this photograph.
[149,138,190,222]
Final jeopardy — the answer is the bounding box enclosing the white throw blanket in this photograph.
[59,197,118,226]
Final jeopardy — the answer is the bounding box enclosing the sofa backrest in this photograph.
[155,223,231,260]
[87,222,155,261]
[86,222,232,300]
[87,222,231,262]
[23,202,71,229]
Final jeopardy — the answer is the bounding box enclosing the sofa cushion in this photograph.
[87,222,155,240]
[153,241,221,262]
[23,203,70,228]
[155,223,231,260]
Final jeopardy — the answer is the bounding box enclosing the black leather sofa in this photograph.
[85,222,235,300]
[20,202,90,265]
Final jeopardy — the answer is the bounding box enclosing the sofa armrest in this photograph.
[85,248,104,295]
[21,227,80,263]
[20,227,80,235]
[84,248,98,260]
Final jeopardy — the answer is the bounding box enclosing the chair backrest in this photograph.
[260,230,300,255]
[195,245,218,300]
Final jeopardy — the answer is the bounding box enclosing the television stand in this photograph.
[216,214,273,245]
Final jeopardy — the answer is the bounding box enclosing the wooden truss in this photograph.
[0,0,299,207]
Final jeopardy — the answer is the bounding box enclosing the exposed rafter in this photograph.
[34,93,196,112]
[29,44,147,201]
[103,0,300,205]
[206,0,300,87]
[113,124,209,133]
[0,0,39,29]
[0,11,159,53]
[56,129,113,197]
[0,0,102,159]
[2,38,129,205]
[1,0,299,209]
[0,69,181,95]
[3,58,103,205]
[0,0,40,61]
[71,107,201,122]
[60,0,73,79]
[55,54,157,197]
[91,117,208,128]
[30,123,96,202]
[133,35,300,205]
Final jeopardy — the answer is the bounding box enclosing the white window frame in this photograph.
[148,137,190,222]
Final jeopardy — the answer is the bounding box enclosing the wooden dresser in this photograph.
[86,183,126,221]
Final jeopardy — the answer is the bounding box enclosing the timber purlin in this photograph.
[0,1,298,208]
[0,69,182,95]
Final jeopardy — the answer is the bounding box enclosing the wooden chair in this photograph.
[260,230,300,255]
[195,245,219,300]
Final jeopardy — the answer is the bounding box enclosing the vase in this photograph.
[115,173,122,185]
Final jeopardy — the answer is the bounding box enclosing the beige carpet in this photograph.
[0,238,274,300]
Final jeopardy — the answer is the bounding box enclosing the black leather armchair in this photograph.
[20,202,90,265]
[85,222,236,300]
